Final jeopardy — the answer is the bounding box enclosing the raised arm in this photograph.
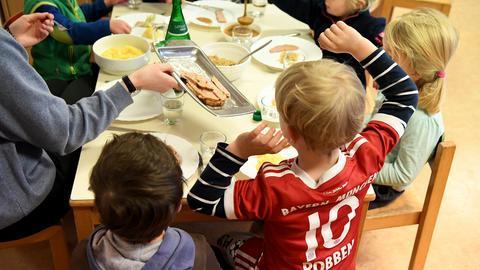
[320,21,418,163]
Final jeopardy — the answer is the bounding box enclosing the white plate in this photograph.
[151,133,200,179]
[97,80,163,121]
[250,36,323,70]
[240,147,298,179]
[183,0,243,27]
[117,13,169,40]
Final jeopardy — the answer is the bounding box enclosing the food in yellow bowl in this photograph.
[256,153,284,170]
[101,45,144,60]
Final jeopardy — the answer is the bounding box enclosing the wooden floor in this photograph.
[1,0,479,269]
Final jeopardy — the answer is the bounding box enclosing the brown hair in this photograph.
[275,60,365,152]
[90,132,183,243]
[384,8,459,114]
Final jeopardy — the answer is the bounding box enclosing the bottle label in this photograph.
[167,21,189,36]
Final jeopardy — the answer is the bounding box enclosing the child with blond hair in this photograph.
[188,21,418,269]
[368,8,459,209]
[271,0,385,86]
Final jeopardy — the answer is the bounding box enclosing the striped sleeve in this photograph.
[187,143,246,218]
[361,48,418,137]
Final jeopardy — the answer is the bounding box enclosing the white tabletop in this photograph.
[70,3,374,202]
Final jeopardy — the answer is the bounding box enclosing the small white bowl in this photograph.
[93,34,151,75]
[202,42,251,82]
[220,22,262,43]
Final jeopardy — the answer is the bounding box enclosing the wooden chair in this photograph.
[362,141,456,270]
[372,0,452,22]
[0,225,71,270]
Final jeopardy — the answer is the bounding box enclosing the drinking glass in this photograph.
[200,131,227,166]
[250,0,268,18]
[128,0,142,9]
[162,89,184,125]
[232,25,253,49]
[261,96,279,123]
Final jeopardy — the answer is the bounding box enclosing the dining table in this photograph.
[69,2,375,241]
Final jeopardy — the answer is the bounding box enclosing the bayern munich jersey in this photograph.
[188,48,418,270]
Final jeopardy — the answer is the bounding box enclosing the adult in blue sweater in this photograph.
[0,15,177,241]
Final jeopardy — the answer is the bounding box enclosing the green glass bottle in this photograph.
[164,0,190,43]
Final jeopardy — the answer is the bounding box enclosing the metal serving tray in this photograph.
[154,44,255,117]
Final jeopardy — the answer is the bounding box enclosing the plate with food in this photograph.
[240,147,298,179]
[183,0,242,27]
[154,44,256,117]
[151,133,200,179]
[97,80,163,121]
[117,13,168,40]
[250,36,322,70]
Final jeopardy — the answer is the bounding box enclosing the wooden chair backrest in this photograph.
[363,140,456,269]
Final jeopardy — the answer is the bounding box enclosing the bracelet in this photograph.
[121,75,137,94]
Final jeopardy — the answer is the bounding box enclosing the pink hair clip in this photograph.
[436,70,446,78]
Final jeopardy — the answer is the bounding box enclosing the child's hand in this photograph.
[9,13,54,48]
[104,0,128,7]
[226,123,289,159]
[319,21,377,62]
[128,63,178,92]
[110,19,131,34]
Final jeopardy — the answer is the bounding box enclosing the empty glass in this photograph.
[250,0,267,18]
[261,96,279,122]
[200,131,227,166]
[232,25,253,49]
[162,89,184,125]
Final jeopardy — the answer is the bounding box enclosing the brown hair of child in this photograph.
[90,132,183,243]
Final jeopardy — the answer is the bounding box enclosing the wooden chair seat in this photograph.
[365,188,422,230]
[0,225,71,270]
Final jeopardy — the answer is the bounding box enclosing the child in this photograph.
[71,133,220,270]
[24,0,131,104]
[187,21,418,269]
[368,8,459,209]
[271,0,385,86]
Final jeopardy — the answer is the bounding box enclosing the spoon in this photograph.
[237,0,253,25]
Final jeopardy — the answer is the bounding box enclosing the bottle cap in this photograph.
[252,110,262,121]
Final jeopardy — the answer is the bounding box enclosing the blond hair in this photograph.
[347,0,376,12]
[275,60,365,152]
[384,8,459,115]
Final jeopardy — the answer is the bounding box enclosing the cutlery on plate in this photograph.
[185,1,224,12]
[238,39,272,64]
[106,126,161,134]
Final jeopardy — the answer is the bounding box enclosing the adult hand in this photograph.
[226,123,289,159]
[8,13,54,48]
[318,21,376,61]
[129,63,178,93]
[110,19,131,34]
[104,0,128,7]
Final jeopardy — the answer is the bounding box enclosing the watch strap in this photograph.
[122,75,137,94]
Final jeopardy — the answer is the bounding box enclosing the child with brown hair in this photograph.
[271,0,385,86]
[187,21,418,269]
[368,8,459,209]
[72,132,220,270]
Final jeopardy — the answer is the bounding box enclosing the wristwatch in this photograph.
[121,75,138,94]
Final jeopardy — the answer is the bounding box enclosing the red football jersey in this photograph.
[223,120,401,269]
